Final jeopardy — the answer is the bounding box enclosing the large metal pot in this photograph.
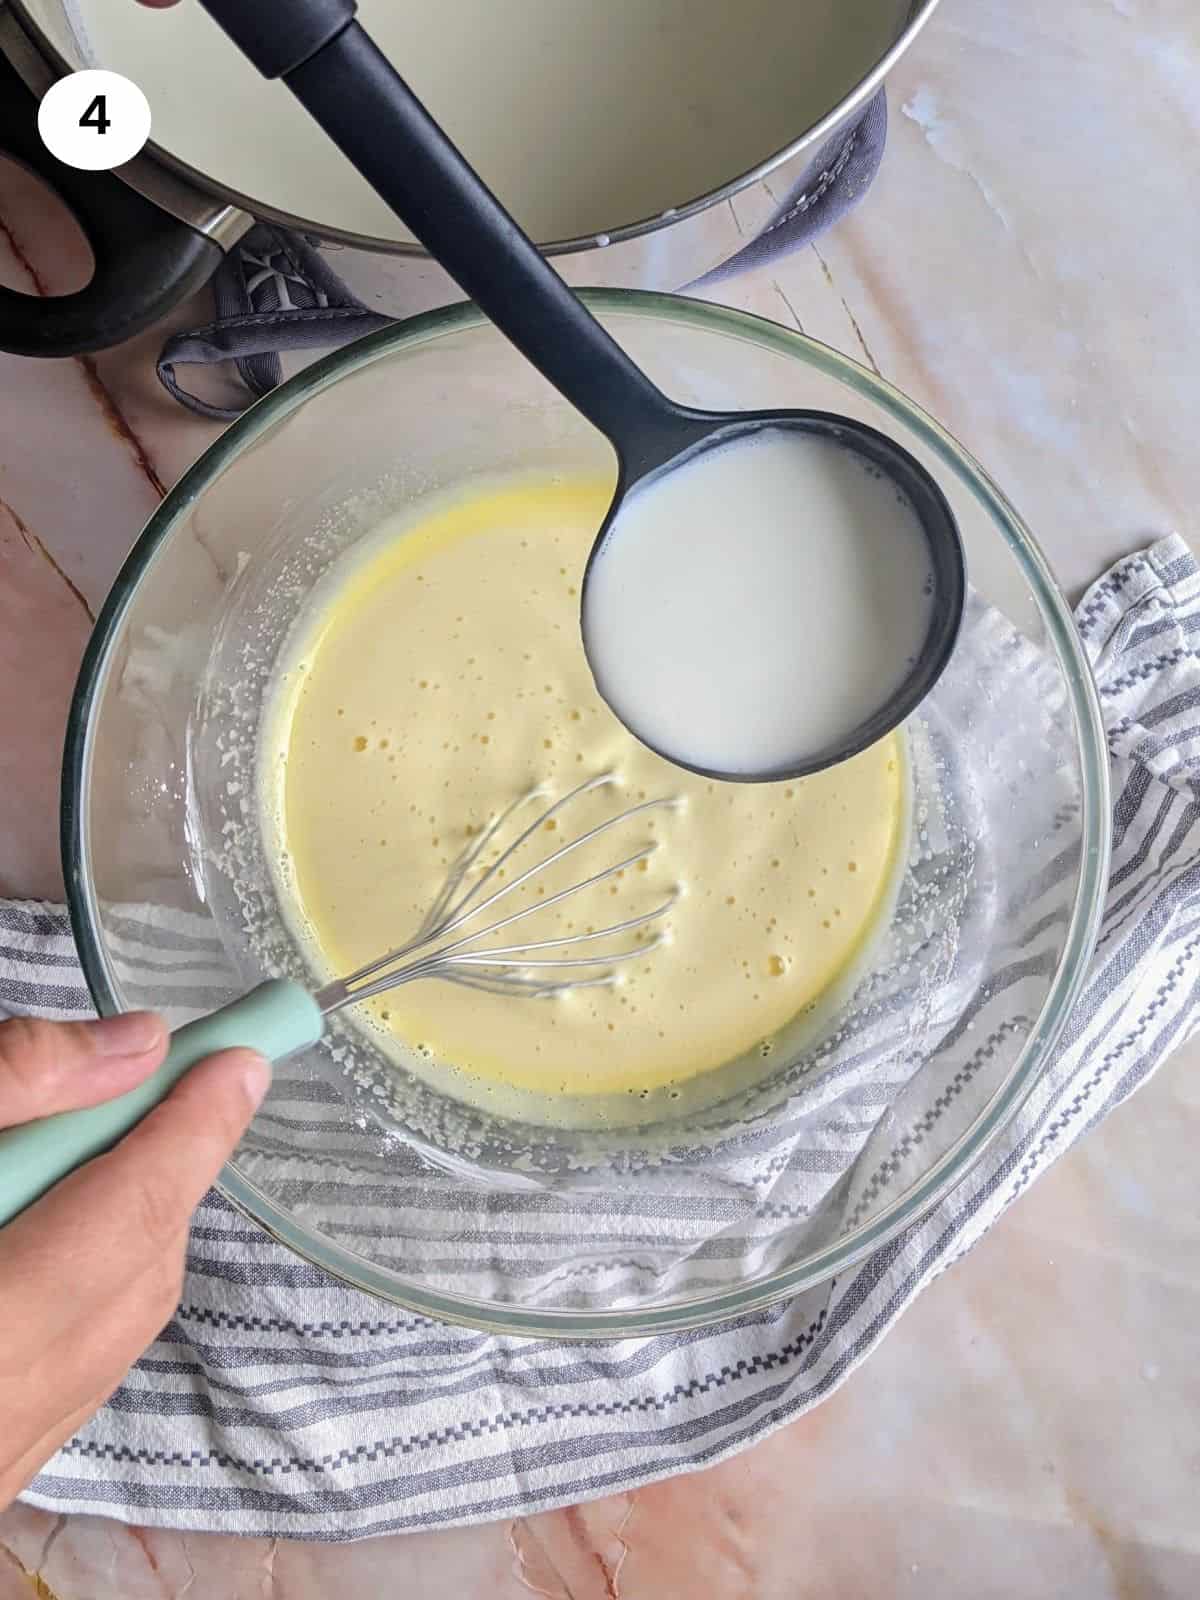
[0,0,940,358]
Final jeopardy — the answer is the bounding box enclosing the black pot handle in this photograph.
[0,46,225,357]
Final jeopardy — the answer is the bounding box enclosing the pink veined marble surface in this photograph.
[1,0,1198,1593]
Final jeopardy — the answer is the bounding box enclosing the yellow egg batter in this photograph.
[263,476,908,1125]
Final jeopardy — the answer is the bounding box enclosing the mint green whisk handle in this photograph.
[0,979,325,1229]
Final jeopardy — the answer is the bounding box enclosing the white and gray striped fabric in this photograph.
[10,534,1200,1541]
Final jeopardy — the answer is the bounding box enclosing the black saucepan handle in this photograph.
[0,47,224,358]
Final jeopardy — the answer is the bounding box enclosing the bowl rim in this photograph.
[62,290,1111,1338]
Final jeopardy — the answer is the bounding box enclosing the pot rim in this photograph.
[11,0,942,256]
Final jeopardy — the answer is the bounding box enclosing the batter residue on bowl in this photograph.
[263,475,908,1127]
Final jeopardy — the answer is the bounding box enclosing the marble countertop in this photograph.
[1,0,1199,1592]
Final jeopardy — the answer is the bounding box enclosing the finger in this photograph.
[0,1051,269,1400]
[0,1012,167,1127]
[99,1047,271,1228]
[2,1045,269,1265]
[1,1048,269,1274]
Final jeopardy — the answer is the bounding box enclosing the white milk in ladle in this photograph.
[583,430,937,776]
[75,0,909,242]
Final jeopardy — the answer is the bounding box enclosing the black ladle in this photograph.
[196,0,965,783]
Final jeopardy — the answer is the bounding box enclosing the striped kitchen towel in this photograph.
[9,533,1200,1540]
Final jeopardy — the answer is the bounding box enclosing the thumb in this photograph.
[0,1012,167,1127]
[94,1048,272,1234]
[8,1048,271,1274]
[0,1048,271,1493]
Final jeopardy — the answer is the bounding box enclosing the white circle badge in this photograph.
[37,70,151,172]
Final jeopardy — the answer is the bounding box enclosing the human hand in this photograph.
[0,1012,268,1509]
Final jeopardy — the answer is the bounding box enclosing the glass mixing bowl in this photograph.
[63,293,1109,1336]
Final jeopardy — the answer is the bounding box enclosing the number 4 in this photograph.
[79,94,111,135]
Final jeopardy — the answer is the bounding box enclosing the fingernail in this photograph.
[236,1051,272,1108]
[92,1011,165,1056]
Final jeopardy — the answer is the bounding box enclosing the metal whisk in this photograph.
[314,773,678,1012]
[0,775,679,1227]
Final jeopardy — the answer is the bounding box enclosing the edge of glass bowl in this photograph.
[61,291,1111,1339]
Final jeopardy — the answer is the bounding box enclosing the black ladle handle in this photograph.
[196,0,702,480]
